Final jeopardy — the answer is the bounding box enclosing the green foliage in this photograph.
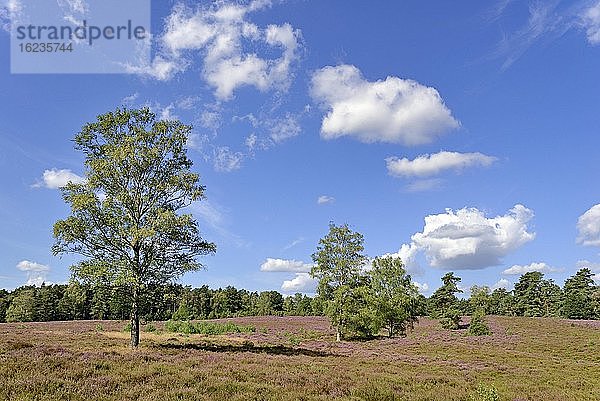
[513,272,562,317]
[284,332,301,346]
[95,323,104,332]
[468,383,500,401]
[5,289,37,322]
[311,223,369,340]
[467,309,491,336]
[255,291,284,316]
[342,284,380,339]
[0,290,9,323]
[430,272,463,330]
[164,320,255,335]
[489,288,515,316]
[368,256,420,337]
[440,308,461,330]
[562,268,598,319]
[172,301,192,321]
[143,323,157,333]
[469,286,492,315]
[52,108,216,347]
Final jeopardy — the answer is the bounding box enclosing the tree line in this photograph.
[1,265,597,325]
[21,107,599,347]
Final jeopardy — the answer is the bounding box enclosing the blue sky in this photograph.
[1,0,600,295]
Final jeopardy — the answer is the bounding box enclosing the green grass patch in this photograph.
[165,320,255,335]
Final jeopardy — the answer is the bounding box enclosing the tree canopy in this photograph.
[53,108,216,347]
[311,223,368,341]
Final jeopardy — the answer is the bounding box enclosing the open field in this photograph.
[0,316,598,401]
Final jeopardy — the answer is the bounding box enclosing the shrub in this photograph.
[165,320,255,335]
[143,323,157,333]
[440,308,461,330]
[467,310,491,336]
[468,383,499,401]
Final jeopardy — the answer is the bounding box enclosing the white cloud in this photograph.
[383,243,422,274]
[577,259,600,271]
[413,281,429,295]
[281,273,317,293]
[577,204,600,247]
[245,133,258,150]
[578,260,600,283]
[260,258,312,273]
[122,92,139,105]
[400,204,535,270]
[492,278,512,290]
[502,262,561,275]
[213,146,243,172]
[192,199,224,230]
[269,113,301,143]
[310,64,459,145]
[200,109,222,131]
[282,237,304,251]
[386,151,497,177]
[17,260,50,286]
[34,168,85,189]
[237,111,304,148]
[189,199,248,248]
[404,178,444,193]
[159,104,177,121]
[582,1,600,45]
[132,1,303,100]
[317,195,335,205]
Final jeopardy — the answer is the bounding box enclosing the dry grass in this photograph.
[0,316,598,400]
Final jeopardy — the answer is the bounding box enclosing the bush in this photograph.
[165,320,255,335]
[468,383,499,401]
[143,322,157,333]
[440,308,461,330]
[467,310,491,336]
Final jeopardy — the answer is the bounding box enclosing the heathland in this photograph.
[1,316,598,401]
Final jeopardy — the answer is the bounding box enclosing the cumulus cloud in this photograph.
[310,64,459,145]
[492,278,512,290]
[400,204,535,270]
[582,1,600,45]
[281,273,317,293]
[317,195,335,205]
[502,262,561,275]
[129,1,303,100]
[260,258,312,273]
[33,168,85,189]
[577,204,600,247]
[17,260,50,286]
[386,151,497,177]
[382,243,422,274]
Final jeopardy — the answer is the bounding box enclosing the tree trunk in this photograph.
[130,287,140,348]
[336,327,341,342]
